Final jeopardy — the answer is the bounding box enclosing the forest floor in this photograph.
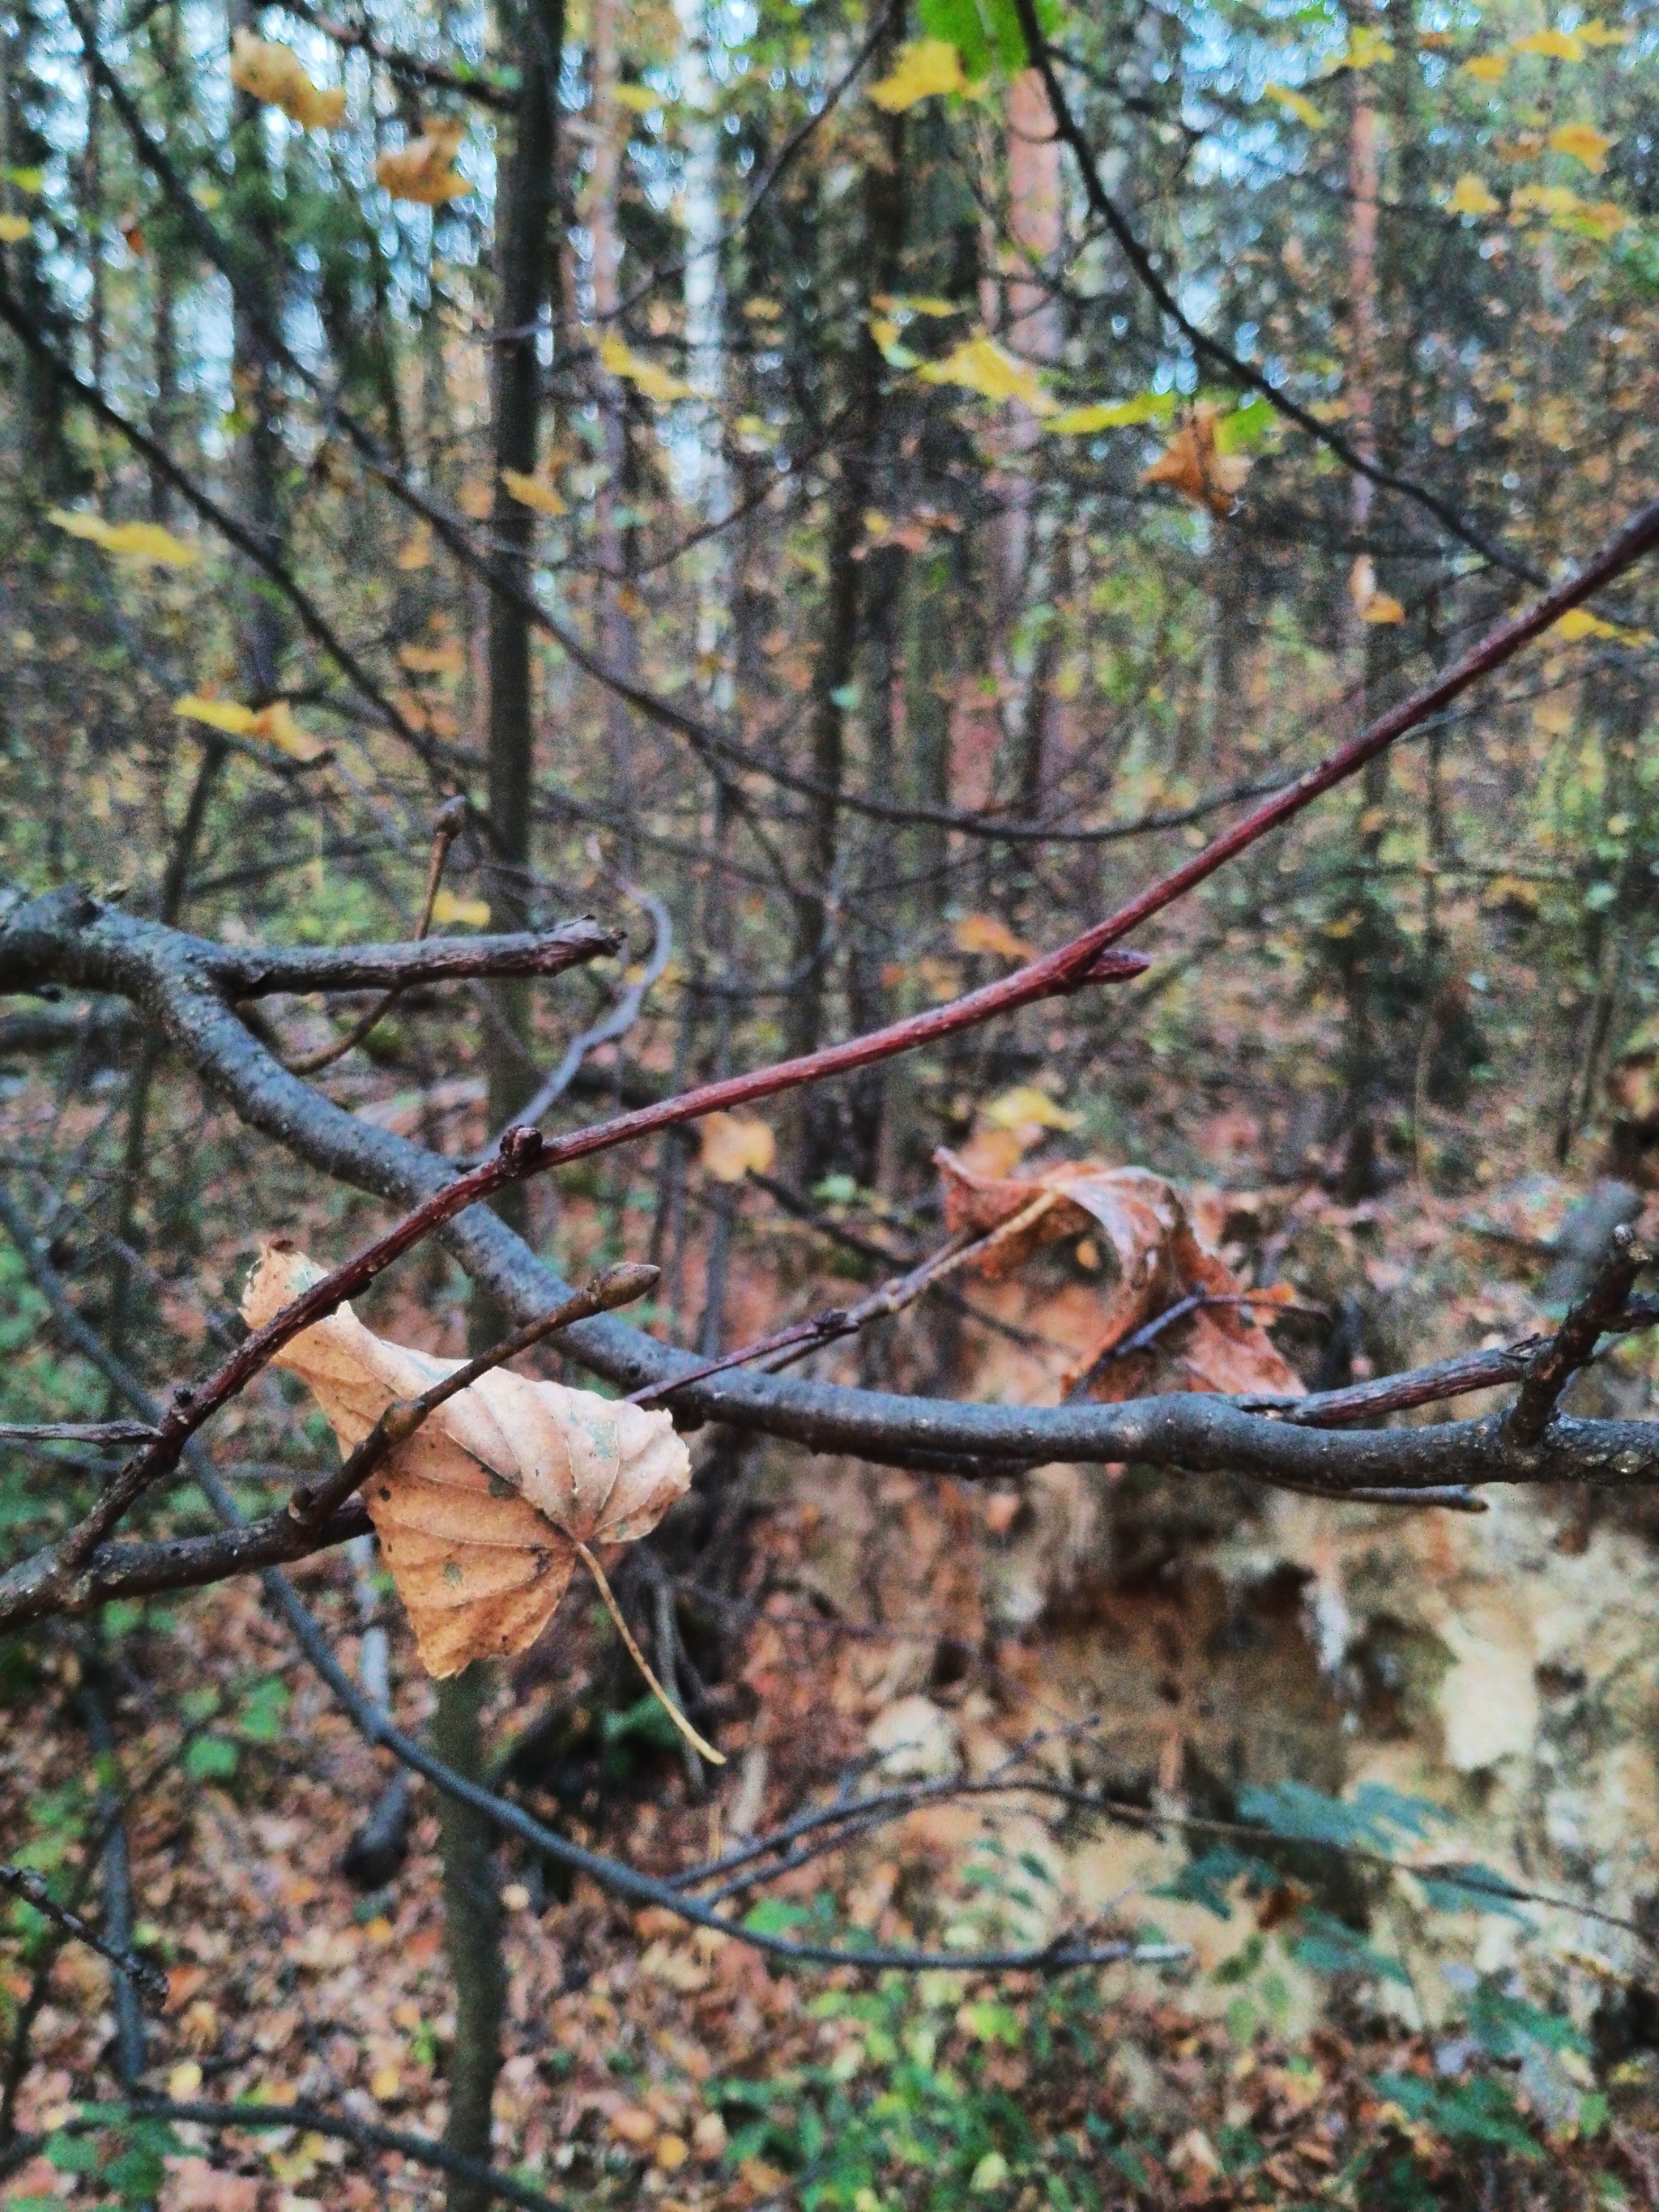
[8,921,1659,2208]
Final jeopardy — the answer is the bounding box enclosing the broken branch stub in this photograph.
[242,1247,690,1677]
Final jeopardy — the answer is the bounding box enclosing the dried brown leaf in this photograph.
[243,1246,690,1677]
[1140,403,1252,518]
[935,1153,1303,1400]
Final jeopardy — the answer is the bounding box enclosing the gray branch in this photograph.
[3,883,1658,1540]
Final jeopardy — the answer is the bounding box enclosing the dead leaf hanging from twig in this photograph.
[243,1246,690,1677]
[935,1153,1303,1400]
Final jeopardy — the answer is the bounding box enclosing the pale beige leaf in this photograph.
[242,1246,690,1677]
[229,30,344,130]
[699,1112,776,1182]
[953,913,1034,961]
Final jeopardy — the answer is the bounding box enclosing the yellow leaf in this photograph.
[394,525,433,570]
[1264,82,1326,129]
[243,1245,691,1678]
[50,509,198,565]
[1448,172,1500,216]
[699,1112,776,1182]
[1510,183,1585,220]
[1572,198,1634,241]
[248,701,327,761]
[916,335,1053,411]
[431,889,491,927]
[868,37,969,112]
[376,120,470,206]
[369,2065,401,2102]
[399,642,466,675]
[1464,54,1509,83]
[168,2061,203,2099]
[1350,557,1405,624]
[500,467,567,515]
[612,82,664,112]
[1324,24,1393,71]
[599,334,697,403]
[953,913,1035,961]
[1576,19,1630,45]
[982,1085,1081,1133]
[1140,404,1251,518]
[228,30,344,130]
[1044,390,1174,435]
[0,215,29,243]
[174,693,258,735]
[1553,607,1653,647]
[1514,28,1584,61]
[1550,123,1614,173]
[900,296,958,316]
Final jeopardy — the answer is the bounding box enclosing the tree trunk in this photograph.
[439,14,565,2199]
[483,0,565,1140]
[786,11,905,1183]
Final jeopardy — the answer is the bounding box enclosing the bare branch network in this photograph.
[3,484,1659,1641]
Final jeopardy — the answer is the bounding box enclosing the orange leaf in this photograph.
[376,120,470,206]
[1140,404,1252,518]
[934,1152,1303,1400]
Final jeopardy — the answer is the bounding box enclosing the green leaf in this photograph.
[183,1734,239,1781]
[744,1899,811,1936]
[960,2002,1024,2048]
[1378,2073,1540,2157]
[917,0,1057,79]
[1213,394,1277,454]
[1290,1912,1410,1987]
[236,1676,291,1743]
[45,2133,104,2174]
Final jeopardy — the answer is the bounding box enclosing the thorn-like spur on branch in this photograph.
[0,1862,169,2005]
[286,1262,659,1532]
[1507,1226,1655,1446]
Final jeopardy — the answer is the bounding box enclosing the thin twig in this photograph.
[284,796,467,1075]
[576,1542,726,1765]
[0,1863,168,2005]
[487,884,673,1145]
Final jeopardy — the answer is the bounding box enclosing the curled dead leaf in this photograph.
[1140,404,1251,518]
[242,1246,690,1677]
[229,29,346,130]
[935,1152,1303,1400]
[1350,555,1405,624]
